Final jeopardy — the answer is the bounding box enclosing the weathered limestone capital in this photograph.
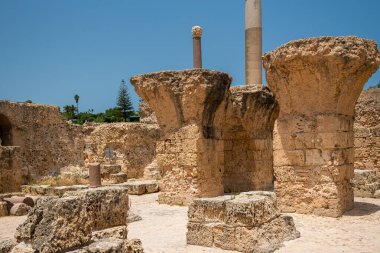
[131,69,232,137]
[192,26,203,38]
[263,36,380,116]
[263,36,380,217]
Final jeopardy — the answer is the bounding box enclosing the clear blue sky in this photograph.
[0,0,379,113]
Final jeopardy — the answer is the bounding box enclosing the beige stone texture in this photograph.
[354,88,380,176]
[216,84,278,192]
[352,169,380,198]
[22,184,88,197]
[131,69,232,205]
[15,186,130,253]
[63,187,129,230]
[263,36,380,217]
[0,101,84,193]
[83,122,160,179]
[187,191,299,253]
[139,100,158,124]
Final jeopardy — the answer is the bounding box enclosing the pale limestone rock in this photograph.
[354,88,380,181]
[131,69,232,205]
[263,36,380,217]
[217,84,279,192]
[83,123,160,179]
[0,239,16,253]
[352,169,380,198]
[91,226,128,241]
[63,186,129,230]
[15,196,91,253]
[9,203,30,216]
[9,242,34,253]
[187,191,299,253]
[0,101,84,193]
[112,180,159,195]
[15,187,130,253]
[139,100,157,124]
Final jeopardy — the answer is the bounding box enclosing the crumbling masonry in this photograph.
[263,36,380,217]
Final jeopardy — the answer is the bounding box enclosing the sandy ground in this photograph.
[128,194,380,253]
[1,194,380,253]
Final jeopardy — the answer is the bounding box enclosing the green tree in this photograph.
[117,79,134,121]
[62,105,76,120]
[74,94,80,115]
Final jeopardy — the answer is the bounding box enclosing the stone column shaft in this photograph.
[88,163,101,188]
[192,26,203,69]
[245,0,262,84]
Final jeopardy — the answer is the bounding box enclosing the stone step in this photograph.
[112,180,160,195]
[109,173,128,184]
[100,164,122,178]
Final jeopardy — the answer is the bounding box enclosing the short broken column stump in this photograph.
[186,191,300,253]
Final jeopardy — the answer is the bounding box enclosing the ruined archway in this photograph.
[0,113,12,146]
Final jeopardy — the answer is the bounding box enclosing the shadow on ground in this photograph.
[344,201,380,216]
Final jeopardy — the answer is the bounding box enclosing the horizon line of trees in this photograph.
[61,79,138,124]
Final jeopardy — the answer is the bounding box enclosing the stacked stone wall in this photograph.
[0,101,84,193]
[83,122,160,179]
[354,88,380,174]
[219,85,278,193]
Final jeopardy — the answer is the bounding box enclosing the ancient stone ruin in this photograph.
[0,101,84,193]
[353,88,380,198]
[131,69,232,205]
[263,36,380,217]
[11,186,143,253]
[219,85,278,193]
[187,191,299,253]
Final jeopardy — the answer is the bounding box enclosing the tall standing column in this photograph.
[245,0,262,84]
[192,26,203,69]
[263,36,380,217]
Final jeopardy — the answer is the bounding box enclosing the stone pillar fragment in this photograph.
[217,84,279,192]
[192,26,203,69]
[89,163,101,187]
[131,69,231,205]
[263,36,380,217]
[245,0,262,84]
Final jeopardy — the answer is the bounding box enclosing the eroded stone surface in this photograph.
[83,123,160,179]
[63,187,129,230]
[15,187,129,253]
[187,192,299,253]
[131,69,232,205]
[263,36,380,217]
[0,101,84,193]
[217,84,279,192]
[353,170,380,198]
[354,88,380,177]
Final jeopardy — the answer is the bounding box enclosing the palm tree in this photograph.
[74,94,80,115]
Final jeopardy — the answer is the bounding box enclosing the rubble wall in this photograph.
[83,123,160,179]
[0,101,84,193]
[354,88,380,174]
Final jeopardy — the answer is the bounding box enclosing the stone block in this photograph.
[10,203,30,216]
[187,191,299,253]
[109,172,128,184]
[63,186,129,230]
[91,226,128,241]
[15,196,92,253]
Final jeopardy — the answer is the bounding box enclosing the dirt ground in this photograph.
[1,193,379,253]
